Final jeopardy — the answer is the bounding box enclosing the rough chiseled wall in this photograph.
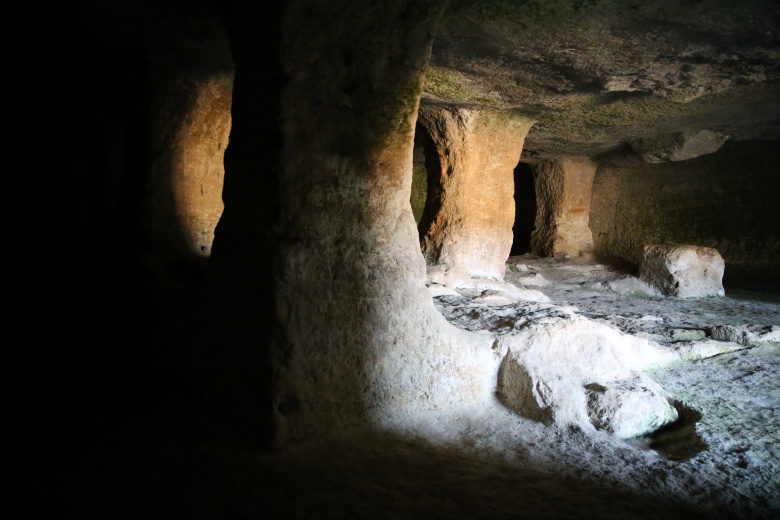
[590,141,780,289]
[63,2,239,268]
[417,106,534,280]
[530,157,596,258]
[146,64,233,261]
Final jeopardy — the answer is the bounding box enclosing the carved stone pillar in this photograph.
[417,106,534,282]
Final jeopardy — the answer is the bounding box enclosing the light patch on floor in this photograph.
[397,254,780,518]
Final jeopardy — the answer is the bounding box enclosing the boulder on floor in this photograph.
[639,244,725,298]
[493,308,680,438]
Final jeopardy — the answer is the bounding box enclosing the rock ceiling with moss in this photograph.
[423,0,780,158]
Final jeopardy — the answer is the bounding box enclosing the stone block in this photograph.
[584,379,678,439]
[639,244,725,298]
[494,311,679,438]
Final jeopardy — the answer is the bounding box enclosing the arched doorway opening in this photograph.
[411,122,441,239]
[511,161,536,255]
[410,122,430,225]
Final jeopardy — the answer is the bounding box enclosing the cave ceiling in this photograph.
[59,1,780,161]
[424,0,780,159]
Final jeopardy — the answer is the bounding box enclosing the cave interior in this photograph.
[7,1,780,518]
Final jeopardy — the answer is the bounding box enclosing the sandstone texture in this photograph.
[629,130,728,163]
[210,0,513,445]
[639,244,725,298]
[530,157,596,258]
[436,297,678,438]
[146,66,233,261]
[498,329,679,438]
[417,105,534,281]
[423,256,780,517]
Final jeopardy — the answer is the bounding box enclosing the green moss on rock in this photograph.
[423,66,502,106]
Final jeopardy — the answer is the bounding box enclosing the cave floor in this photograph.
[419,254,780,519]
[23,257,778,519]
[165,256,775,520]
[502,254,780,334]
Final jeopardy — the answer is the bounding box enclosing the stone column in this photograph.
[531,157,597,258]
[417,106,534,282]
[211,0,499,447]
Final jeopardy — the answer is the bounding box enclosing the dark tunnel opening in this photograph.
[511,161,536,256]
[412,122,442,251]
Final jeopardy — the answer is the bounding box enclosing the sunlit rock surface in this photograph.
[426,265,550,303]
[497,320,679,439]
[639,244,725,298]
[436,295,679,438]
[433,254,778,447]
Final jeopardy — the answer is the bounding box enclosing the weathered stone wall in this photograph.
[530,157,596,258]
[591,140,780,289]
[417,106,534,280]
[145,61,233,261]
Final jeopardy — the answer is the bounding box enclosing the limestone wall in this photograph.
[590,140,780,289]
[530,157,596,258]
[145,63,233,261]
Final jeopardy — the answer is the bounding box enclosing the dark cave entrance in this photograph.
[412,122,441,241]
[411,123,430,225]
[511,162,536,255]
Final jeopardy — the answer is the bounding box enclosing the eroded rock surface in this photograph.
[530,157,596,258]
[426,0,780,158]
[708,324,780,347]
[498,320,679,438]
[435,295,680,438]
[507,255,780,342]
[629,130,728,163]
[211,0,521,445]
[590,141,780,289]
[12,2,780,518]
[417,105,533,281]
[146,67,233,260]
[434,256,779,440]
[639,244,725,298]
